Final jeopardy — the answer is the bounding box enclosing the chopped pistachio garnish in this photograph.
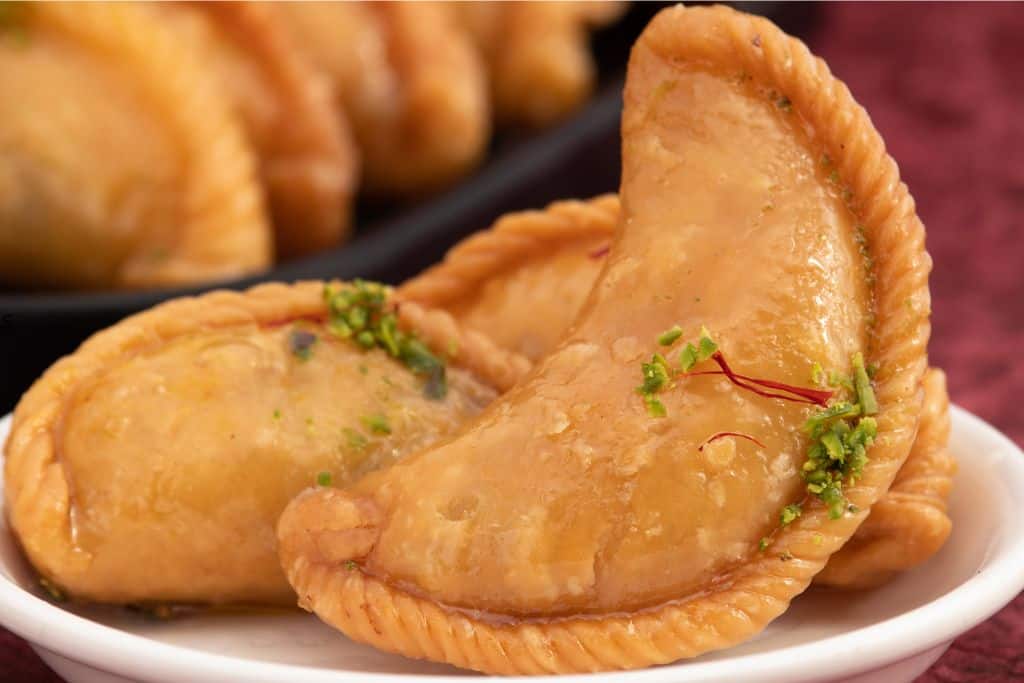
[289,328,317,362]
[323,280,447,399]
[758,537,770,552]
[361,414,391,435]
[799,354,879,519]
[316,471,333,487]
[811,362,826,386]
[780,503,802,526]
[272,408,281,420]
[343,427,368,452]
[344,560,358,571]
[657,325,683,346]
[679,327,717,372]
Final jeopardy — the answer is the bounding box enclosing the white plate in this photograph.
[1,406,1023,683]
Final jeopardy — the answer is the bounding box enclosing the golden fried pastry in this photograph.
[0,2,271,289]
[3,281,528,606]
[400,194,618,360]
[404,194,953,590]
[271,2,489,195]
[817,368,955,588]
[166,2,357,258]
[457,2,627,127]
[277,5,931,673]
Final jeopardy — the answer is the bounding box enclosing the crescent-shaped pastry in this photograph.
[277,5,931,674]
[455,2,627,127]
[176,2,358,258]
[816,367,954,588]
[0,2,271,289]
[403,195,954,589]
[3,281,527,606]
[271,1,489,196]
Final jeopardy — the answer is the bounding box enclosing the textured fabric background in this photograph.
[2,2,1022,681]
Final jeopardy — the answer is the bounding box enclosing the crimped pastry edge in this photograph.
[281,5,932,674]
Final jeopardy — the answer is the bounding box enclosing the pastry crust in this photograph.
[404,194,953,589]
[278,5,931,673]
[3,281,527,605]
[0,2,271,289]
[817,368,954,588]
[272,1,489,196]
[186,2,358,258]
[456,2,627,127]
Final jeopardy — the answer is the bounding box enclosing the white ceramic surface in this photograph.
[1,406,1022,683]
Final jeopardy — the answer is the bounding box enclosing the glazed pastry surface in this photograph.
[278,5,930,673]
[0,2,270,289]
[3,282,522,605]
[404,194,954,590]
[272,1,488,195]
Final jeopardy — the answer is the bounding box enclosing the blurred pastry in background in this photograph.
[457,1,627,127]
[272,1,489,196]
[0,2,271,289]
[164,2,358,258]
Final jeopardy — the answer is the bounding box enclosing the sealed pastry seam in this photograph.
[3,281,528,601]
[278,5,931,674]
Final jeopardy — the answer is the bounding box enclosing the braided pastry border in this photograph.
[283,4,931,674]
[3,281,527,599]
[397,194,618,307]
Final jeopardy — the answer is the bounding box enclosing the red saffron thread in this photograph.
[589,244,610,259]
[687,352,834,406]
[698,431,767,451]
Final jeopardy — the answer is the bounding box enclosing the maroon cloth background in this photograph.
[2,2,1022,681]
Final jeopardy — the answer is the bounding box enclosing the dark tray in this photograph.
[0,2,818,413]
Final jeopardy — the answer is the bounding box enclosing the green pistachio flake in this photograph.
[361,414,391,435]
[780,504,802,526]
[657,325,683,346]
[644,395,667,418]
[316,471,333,487]
[852,352,878,415]
[638,355,671,395]
[811,362,826,386]
[344,560,358,571]
[759,537,770,552]
[697,326,718,361]
[343,427,368,452]
[272,409,281,420]
[678,343,699,372]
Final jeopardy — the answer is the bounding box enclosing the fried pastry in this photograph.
[456,2,627,127]
[3,281,528,606]
[399,194,619,360]
[404,195,954,590]
[174,2,358,258]
[271,2,489,195]
[0,2,271,289]
[277,5,931,673]
[817,368,955,588]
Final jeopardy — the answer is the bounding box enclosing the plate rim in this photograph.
[1,405,1022,683]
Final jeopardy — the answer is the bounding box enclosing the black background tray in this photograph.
[0,2,817,413]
